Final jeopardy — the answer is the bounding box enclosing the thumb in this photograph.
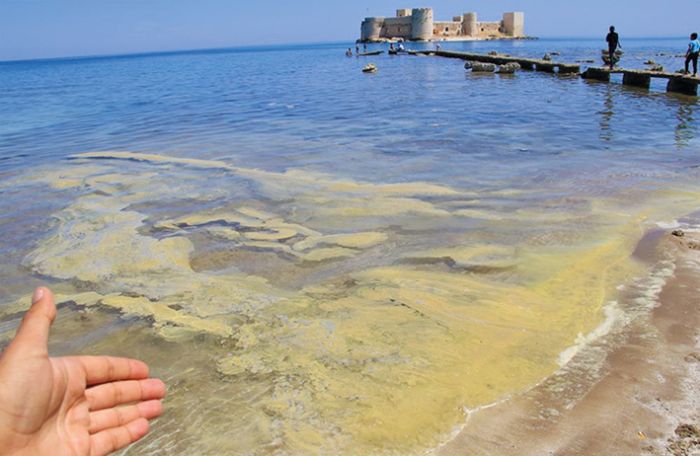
[9,287,56,357]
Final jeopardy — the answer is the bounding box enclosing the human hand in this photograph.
[0,287,166,455]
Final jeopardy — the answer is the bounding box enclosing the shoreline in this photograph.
[436,229,700,455]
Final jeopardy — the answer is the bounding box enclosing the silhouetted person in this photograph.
[346,48,353,57]
[355,45,360,55]
[685,32,700,76]
[606,26,621,69]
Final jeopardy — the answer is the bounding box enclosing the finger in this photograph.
[89,417,150,456]
[86,378,166,411]
[9,287,56,357]
[69,355,150,386]
[88,400,163,434]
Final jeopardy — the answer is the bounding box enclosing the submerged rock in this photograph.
[543,53,552,61]
[671,229,685,238]
[470,62,497,73]
[497,62,521,74]
[675,424,700,439]
[362,64,377,73]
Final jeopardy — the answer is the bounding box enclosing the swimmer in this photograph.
[0,287,166,455]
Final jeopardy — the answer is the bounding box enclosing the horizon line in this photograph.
[0,35,689,65]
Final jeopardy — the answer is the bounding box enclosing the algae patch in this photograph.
[13,151,697,454]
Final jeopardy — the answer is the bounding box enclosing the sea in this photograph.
[0,38,699,455]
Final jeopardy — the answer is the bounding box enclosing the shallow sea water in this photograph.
[0,38,699,454]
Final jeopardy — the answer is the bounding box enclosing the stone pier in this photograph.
[667,78,699,96]
[581,68,610,82]
[582,67,699,96]
[423,50,581,74]
[622,72,651,89]
[415,52,699,97]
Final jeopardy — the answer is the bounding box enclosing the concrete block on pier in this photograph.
[515,60,535,70]
[582,67,611,82]
[622,72,651,89]
[557,64,581,74]
[535,62,556,73]
[667,78,698,96]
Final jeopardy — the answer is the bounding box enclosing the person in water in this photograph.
[685,32,700,76]
[606,26,621,69]
[0,287,166,455]
[355,45,360,55]
[390,43,395,51]
[346,48,353,57]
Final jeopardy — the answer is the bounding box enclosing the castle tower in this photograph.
[411,8,434,41]
[361,17,385,42]
[462,12,478,37]
[502,12,525,37]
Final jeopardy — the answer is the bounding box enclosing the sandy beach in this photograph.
[438,229,700,456]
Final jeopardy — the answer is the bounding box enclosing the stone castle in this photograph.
[360,8,525,42]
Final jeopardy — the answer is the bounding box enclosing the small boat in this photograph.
[388,49,408,55]
[362,64,378,73]
[358,51,384,56]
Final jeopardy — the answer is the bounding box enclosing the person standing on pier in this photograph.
[685,33,699,77]
[606,26,621,69]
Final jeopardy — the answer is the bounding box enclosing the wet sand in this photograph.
[437,230,700,456]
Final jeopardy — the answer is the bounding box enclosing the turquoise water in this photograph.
[0,38,699,454]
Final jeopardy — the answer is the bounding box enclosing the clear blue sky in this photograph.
[0,0,697,61]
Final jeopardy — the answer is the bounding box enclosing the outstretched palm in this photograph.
[0,288,166,455]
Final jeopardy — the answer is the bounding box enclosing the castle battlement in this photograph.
[360,8,524,42]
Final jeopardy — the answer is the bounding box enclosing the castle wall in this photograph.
[462,12,478,37]
[361,17,385,41]
[476,22,503,37]
[434,21,463,38]
[503,12,525,37]
[359,8,525,42]
[411,8,434,40]
[382,16,413,39]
